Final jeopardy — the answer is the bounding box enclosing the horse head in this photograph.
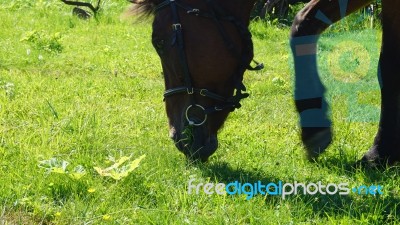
[131,0,258,161]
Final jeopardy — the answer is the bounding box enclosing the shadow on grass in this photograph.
[307,157,400,223]
[316,153,400,180]
[194,161,400,223]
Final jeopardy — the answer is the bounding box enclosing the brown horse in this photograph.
[130,0,261,161]
[290,0,400,165]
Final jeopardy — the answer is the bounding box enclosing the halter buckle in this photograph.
[200,89,207,96]
[187,88,194,95]
[172,23,182,31]
[215,106,223,111]
[187,8,200,15]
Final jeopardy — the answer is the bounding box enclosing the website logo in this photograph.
[188,179,383,200]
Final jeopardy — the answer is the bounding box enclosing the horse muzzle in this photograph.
[170,123,218,162]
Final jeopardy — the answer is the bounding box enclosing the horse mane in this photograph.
[128,0,156,17]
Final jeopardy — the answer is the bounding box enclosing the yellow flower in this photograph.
[55,212,61,217]
[102,214,111,221]
[87,188,96,193]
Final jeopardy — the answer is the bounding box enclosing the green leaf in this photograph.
[94,155,146,180]
[68,165,86,180]
[38,158,69,174]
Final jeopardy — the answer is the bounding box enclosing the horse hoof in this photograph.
[301,127,332,161]
[356,146,399,168]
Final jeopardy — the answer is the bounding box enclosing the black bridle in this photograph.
[155,0,263,126]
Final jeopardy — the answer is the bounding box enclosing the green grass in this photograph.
[1,1,399,224]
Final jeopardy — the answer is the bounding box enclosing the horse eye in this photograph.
[152,39,165,55]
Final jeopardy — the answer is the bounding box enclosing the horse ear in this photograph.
[127,0,156,18]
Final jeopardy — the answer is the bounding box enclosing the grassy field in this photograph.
[0,1,399,224]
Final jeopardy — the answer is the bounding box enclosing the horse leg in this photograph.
[289,0,371,160]
[361,1,400,165]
